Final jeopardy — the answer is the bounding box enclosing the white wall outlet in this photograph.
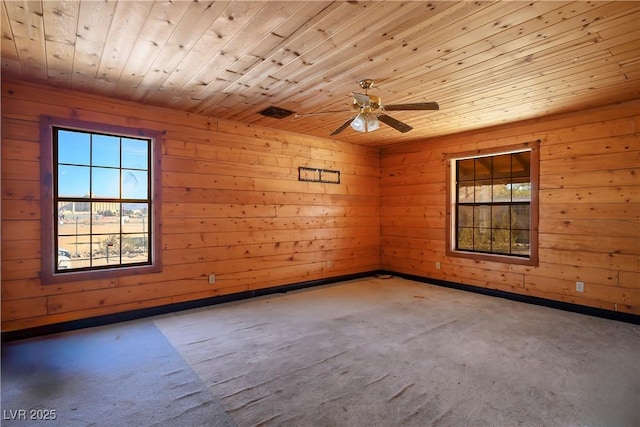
[208,274,216,284]
[576,281,584,292]
[326,260,334,268]
[435,261,441,270]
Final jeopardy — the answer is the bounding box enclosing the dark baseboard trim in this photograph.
[385,270,640,325]
[3,269,637,342]
[1,270,382,342]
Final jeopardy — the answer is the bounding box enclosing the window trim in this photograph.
[40,115,163,284]
[445,141,539,266]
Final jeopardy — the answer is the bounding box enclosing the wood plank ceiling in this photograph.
[2,1,639,148]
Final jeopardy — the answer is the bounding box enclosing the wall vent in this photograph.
[259,106,295,119]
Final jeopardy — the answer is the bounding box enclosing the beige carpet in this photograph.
[154,276,640,427]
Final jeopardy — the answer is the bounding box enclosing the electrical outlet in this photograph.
[435,261,441,270]
[208,274,216,284]
[576,281,584,292]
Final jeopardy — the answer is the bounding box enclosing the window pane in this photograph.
[121,233,149,264]
[58,130,91,165]
[458,205,473,227]
[474,158,492,182]
[92,167,120,198]
[58,165,90,197]
[105,234,121,265]
[89,235,103,267]
[57,203,79,252]
[512,183,531,201]
[492,229,511,254]
[491,205,510,229]
[475,183,492,203]
[492,183,511,202]
[57,202,68,227]
[512,230,530,255]
[57,210,92,271]
[57,234,89,270]
[92,206,117,233]
[457,159,475,181]
[458,183,474,203]
[512,152,530,180]
[122,169,148,199]
[122,138,148,169]
[474,228,491,251]
[56,238,73,271]
[457,228,474,250]
[473,205,491,228]
[492,154,511,180]
[512,205,530,229]
[91,234,120,267]
[92,134,120,167]
[123,203,149,229]
[94,202,119,218]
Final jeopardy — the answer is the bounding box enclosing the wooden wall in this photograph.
[380,99,640,314]
[1,80,381,331]
[2,79,638,333]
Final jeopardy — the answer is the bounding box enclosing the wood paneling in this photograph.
[2,80,639,331]
[1,79,380,331]
[1,1,638,147]
[380,99,640,314]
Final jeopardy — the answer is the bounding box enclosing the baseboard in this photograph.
[1,270,382,342]
[3,269,637,342]
[385,270,640,325]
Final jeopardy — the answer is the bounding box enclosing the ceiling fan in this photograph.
[297,79,439,136]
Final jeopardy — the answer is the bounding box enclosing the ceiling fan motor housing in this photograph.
[358,79,375,90]
[352,94,381,113]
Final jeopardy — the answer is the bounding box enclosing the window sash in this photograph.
[455,201,531,257]
[53,126,153,273]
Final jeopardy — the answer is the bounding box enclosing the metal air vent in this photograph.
[259,106,295,119]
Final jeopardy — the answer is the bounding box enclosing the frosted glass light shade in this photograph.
[366,114,379,131]
[350,114,366,132]
[350,113,379,132]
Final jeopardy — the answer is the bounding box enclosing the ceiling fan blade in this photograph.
[377,114,413,133]
[294,110,351,118]
[383,102,439,111]
[330,118,354,136]
[352,92,371,108]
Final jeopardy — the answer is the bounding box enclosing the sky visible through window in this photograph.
[57,129,148,199]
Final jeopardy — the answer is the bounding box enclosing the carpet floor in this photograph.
[155,277,640,427]
[1,320,234,427]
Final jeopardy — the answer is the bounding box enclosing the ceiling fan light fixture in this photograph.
[350,113,379,133]
[350,114,366,132]
[366,114,380,132]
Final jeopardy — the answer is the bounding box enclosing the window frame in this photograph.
[40,116,163,284]
[445,141,539,266]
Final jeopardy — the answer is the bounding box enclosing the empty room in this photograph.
[1,1,639,426]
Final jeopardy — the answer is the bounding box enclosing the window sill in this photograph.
[41,263,162,285]
[446,249,538,267]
